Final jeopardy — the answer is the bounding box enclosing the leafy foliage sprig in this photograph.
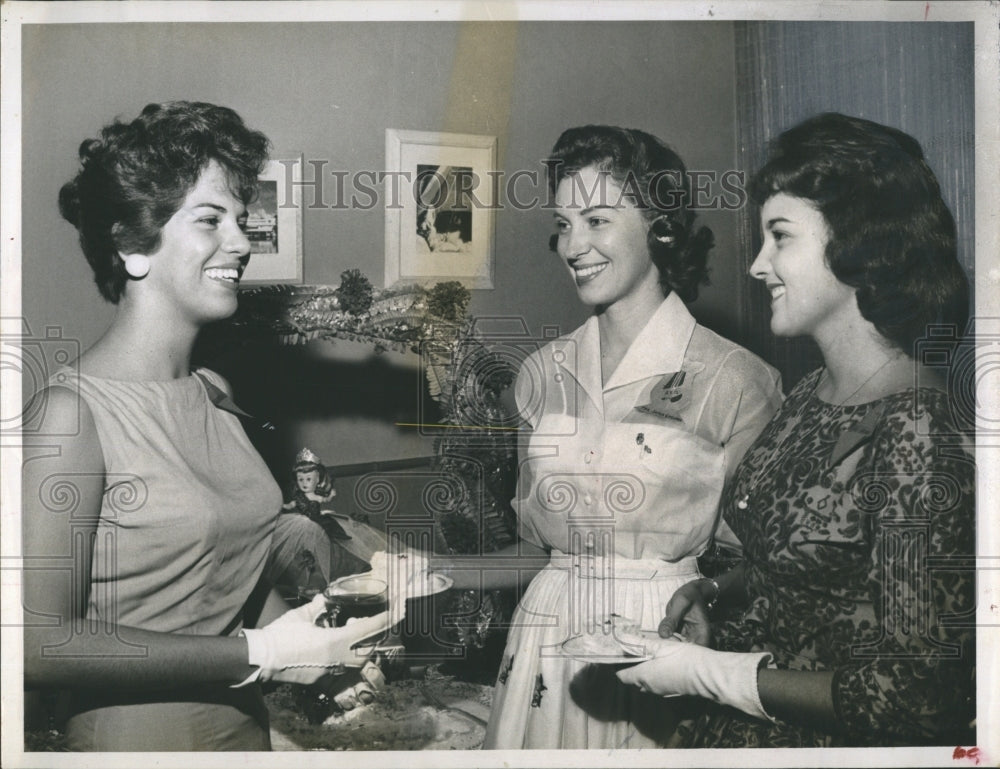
[335,268,375,316]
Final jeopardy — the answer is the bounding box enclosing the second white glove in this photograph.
[615,640,776,722]
[239,595,394,686]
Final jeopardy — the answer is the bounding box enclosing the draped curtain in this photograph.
[733,21,975,390]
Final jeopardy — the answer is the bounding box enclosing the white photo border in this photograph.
[1,3,998,769]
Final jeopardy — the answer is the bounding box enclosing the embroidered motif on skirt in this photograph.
[498,654,514,685]
[531,674,546,707]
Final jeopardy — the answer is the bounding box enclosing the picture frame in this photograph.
[384,130,496,289]
[240,156,304,285]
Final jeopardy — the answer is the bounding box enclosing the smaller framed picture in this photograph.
[241,156,304,285]
[385,130,496,289]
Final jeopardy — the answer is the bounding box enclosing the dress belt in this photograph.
[548,550,700,580]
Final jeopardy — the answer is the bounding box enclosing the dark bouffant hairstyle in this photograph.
[749,112,968,354]
[58,101,270,303]
[546,125,713,303]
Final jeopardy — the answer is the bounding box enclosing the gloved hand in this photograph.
[615,639,776,722]
[369,547,434,622]
[272,592,329,627]
[236,595,394,686]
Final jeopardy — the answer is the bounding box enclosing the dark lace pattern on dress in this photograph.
[676,370,975,747]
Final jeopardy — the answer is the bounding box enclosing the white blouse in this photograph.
[513,293,783,561]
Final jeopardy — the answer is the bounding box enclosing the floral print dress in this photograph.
[675,369,976,747]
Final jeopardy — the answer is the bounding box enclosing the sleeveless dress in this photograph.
[51,368,283,751]
[673,370,976,747]
[483,294,783,749]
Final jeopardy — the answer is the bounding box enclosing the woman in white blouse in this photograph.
[462,125,784,749]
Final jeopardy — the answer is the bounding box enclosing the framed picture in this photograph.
[240,156,304,285]
[385,130,496,289]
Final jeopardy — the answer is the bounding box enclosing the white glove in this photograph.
[615,639,776,722]
[235,595,393,686]
[274,592,329,626]
[368,548,434,624]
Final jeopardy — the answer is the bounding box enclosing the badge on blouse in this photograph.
[634,367,700,421]
[828,402,886,467]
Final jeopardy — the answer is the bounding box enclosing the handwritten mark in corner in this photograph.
[952,746,983,765]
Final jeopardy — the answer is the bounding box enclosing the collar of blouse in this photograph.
[550,292,697,409]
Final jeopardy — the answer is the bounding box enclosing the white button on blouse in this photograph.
[512,293,783,562]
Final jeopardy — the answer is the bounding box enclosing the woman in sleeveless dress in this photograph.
[21,102,393,751]
[618,113,975,747]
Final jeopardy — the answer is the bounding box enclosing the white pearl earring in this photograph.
[123,254,150,279]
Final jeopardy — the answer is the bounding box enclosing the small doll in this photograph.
[282,448,351,541]
[281,447,389,567]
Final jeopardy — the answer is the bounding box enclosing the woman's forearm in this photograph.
[757,668,838,732]
[24,624,255,690]
[435,540,549,591]
[711,561,748,609]
[716,568,840,730]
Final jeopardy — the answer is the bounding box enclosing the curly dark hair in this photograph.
[546,125,713,303]
[749,112,968,354]
[58,101,271,303]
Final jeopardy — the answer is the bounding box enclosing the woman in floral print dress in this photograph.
[617,113,975,747]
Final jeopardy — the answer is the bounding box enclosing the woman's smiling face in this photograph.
[750,192,858,341]
[552,165,660,309]
[137,160,252,326]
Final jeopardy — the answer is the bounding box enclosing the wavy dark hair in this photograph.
[59,101,270,303]
[749,112,968,354]
[546,125,713,303]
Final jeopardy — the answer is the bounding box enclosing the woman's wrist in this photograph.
[230,634,260,688]
[699,577,721,610]
[710,563,748,608]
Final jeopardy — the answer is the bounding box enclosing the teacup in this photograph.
[317,575,388,628]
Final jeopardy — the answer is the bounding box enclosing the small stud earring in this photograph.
[123,254,150,279]
[651,216,677,245]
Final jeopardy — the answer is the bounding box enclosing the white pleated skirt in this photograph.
[483,553,700,749]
